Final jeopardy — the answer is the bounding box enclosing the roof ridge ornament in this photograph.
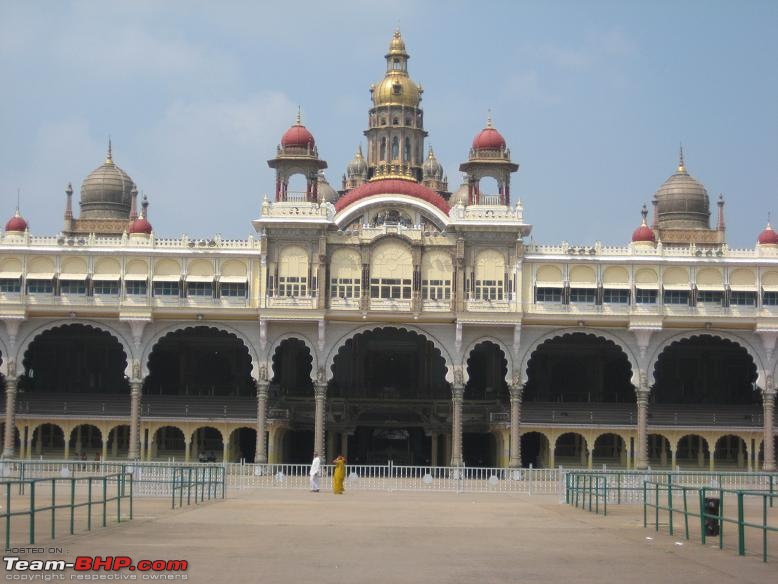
[677,143,685,173]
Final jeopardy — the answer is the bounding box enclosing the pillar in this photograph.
[587,446,593,469]
[128,380,142,459]
[508,384,523,468]
[443,433,452,467]
[548,438,555,469]
[697,436,705,468]
[184,439,191,462]
[254,383,269,463]
[314,384,327,459]
[450,385,464,466]
[430,432,438,466]
[635,386,649,470]
[267,426,278,464]
[102,437,108,462]
[763,391,776,471]
[20,426,28,460]
[2,377,18,458]
[222,433,230,463]
[671,447,677,470]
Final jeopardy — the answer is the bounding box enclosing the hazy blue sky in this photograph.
[1,0,776,247]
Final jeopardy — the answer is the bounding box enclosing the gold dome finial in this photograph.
[388,28,407,56]
[105,137,113,164]
[486,109,493,128]
[641,203,649,225]
[295,106,302,126]
[677,143,686,173]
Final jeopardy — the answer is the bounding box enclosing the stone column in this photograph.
[764,391,776,471]
[508,384,523,468]
[2,376,18,458]
[314,383,327,459]
[254,383,269,463]
[128,380,142,459]
[102,437,108,462]
[450,384,464,466]
[635,386,650,470]
[670,447,677,470]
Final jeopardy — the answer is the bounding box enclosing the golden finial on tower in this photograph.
[486,109,493,128]
[295,106,302,126]
[105,137,113,164]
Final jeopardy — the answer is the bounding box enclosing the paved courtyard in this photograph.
[8,490,777,584]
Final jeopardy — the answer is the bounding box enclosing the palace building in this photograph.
[0,31,776,471]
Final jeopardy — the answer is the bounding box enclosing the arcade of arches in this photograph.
[1,330,776,470]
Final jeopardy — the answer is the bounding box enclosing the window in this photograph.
[635,289,658,304]
[187,282,213,297]
[0,278,21,293]
[370,278,411,299]
[569,288,596,303]
[535,287,562,303]
[697,290,723,306]
[27,279,53,294]
[330,278,360,299]
[93,281,119,296]
[126,280,148,296]
[221,283,246,298]
[763,292,778,306]
[663,290,690,305]
[474,279,503,301]
[153,281,180,297]
[380,137,386,160]
[730,291,756,306]
[391,137,399,160]
[60,280,86,295]
[603,289,629,304]
[422,279,451,300]
[404,137,411,161]
[278,276,307,297]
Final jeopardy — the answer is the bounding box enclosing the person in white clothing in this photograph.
[309,452,321,492]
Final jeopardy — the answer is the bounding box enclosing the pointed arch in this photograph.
[16,319,134,377]
[647,330,764,389]
[461,336,514,385]
[142,322,260,379]
[519,328,639,387]
[325,325,454,383]
[267,332,319,382]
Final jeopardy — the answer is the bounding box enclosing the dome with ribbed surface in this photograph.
[422,147,444,181]
[653,150,710,230]
[79,143,135,219]
[449,182,469,206]
[5,209,28,233]
[347,145,368,178]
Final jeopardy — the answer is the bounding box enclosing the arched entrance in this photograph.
[191,427,223,462]
[648,434,672,468]
[107,425,130,459]
[464,341,508,467]
[592,433,626,468]
[145,327,255,397]
[151,426,186,461]
[69,424,102,458]
[329,327,449,465]
[20,325,129,403]
[554,432,588,468]
[675,434,710,469]
[31,423,65,458]
[520,431,550,468]
[230,427,257,463]
[713,434,748,469]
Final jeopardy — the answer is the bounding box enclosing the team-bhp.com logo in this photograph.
[4,556,189,580]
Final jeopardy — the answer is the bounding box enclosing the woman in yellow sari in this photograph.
[332,455,346,494]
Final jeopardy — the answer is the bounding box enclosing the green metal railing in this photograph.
[170,465,226,509]
[1,473,132,550]
[644,480,778,562]
[565,472,609,515]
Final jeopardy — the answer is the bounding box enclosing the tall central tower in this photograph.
[364,30,427,182]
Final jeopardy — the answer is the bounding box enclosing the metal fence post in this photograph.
[29,480,35,545]
[70,479,76,535]
[737,491,745,556]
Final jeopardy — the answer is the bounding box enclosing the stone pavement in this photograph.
[11,490,777,584]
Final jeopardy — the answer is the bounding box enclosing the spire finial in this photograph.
[357,144,363,156]
[677,142,685,172]
[486,109,493,128]
[768,211,773,230]
[106,136,113,164]
[16,187,21,214]
[428,144,435,158]
[296,106,302,126]
[641,203,648,225]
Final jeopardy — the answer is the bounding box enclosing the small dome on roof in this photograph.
[80,141,136,219]
[653,147,710,230]
[422,147,444,181]
[449,181,469,206]
[5,208,28,233]
[129,195,152,236]
[347,145,368,178]
[317,172,338,204]
[632,205,656,244]
[472,114,507,151]
[281,111,315,149]
[758,221,778,246]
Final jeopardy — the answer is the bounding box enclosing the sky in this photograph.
[0,0,776,247]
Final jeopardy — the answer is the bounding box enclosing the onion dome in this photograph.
[129,195,152,236]
[335,178,450,215]
[80,140,136,219]
[757,219,778,246]
[449,181,469,206]
[317,172,339,204]
[281,111,315,149]
[652,146,710,230]
[472,114,506,151]
[347,145,368,178]
[370,30,423,108]
[632,204,656,243]
[5,208,28,233]
[422,147,444,181]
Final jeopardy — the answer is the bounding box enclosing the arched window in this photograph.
[404,138,411,162]
[391,137,399,160]
[380,137,387,161]
[370,241,412,300]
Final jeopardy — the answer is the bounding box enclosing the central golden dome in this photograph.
[370,30,422,108]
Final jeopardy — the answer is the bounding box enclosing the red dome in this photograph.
[5,212,27,232]
[129,216,152,235]
[758,223,778,245]
[281,124,315,149]
[335,178,450,215]
[472,127,506,151]
[632,224,655,243]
